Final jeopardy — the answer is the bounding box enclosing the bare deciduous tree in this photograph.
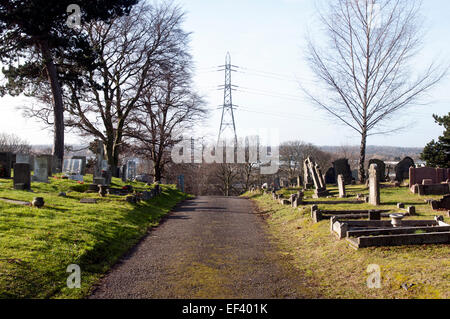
[28,2,188,175]
[0,133,31,154]
[128,54,205,182]
[304,0,447,182]
[280,140,333,180]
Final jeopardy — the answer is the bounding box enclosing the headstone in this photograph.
[33,156,49,183]
[126,160,137,181]
[337,174,346,198]
[315,163,326,188]
[303,159,313,189]
[0,152,12,178]
[71,156,87,175]
[63,158,83,175]
[395,157,415,182]
[368,164,380,206]
[16,154,31,165]
[368,159,386,182]
[93,140,105,180]
[296,175,302,188]
[325,167,336,184]
[351,170,359,183]
[307,158,328,198]
[333,159,352,185]
[101,162,112,186]
[121,164,127,182]
[40,155,54,177]
[13,163,31,190]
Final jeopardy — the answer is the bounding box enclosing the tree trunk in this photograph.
[153,164,162,183]
[105,139,121,177]
[359,128,367,183]
[40,41,64,172]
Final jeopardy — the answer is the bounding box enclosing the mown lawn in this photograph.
[245,184,450,299]
[0,175,188,299]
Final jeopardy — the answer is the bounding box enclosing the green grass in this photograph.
[0,175,189,299]
[245,184,450,299]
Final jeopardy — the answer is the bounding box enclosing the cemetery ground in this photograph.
[0,175,188,299]
[244,184,450,299]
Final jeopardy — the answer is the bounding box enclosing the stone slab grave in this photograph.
[13,163,31,190]
[395,157,415,182]
[0,152,12,179]
[80,198,98,204]
[0,197,31,206]
[409,167,450,189]
[33,156,49,183]
[431,195,450,211]
[331,216,450,249]
[333,158,353,185]
[368,163,380,206]
[311,205,392,223]
[410,167,450,196]
[414,183,450,196]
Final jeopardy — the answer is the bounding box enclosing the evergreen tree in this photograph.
[421,113,450,168]
[0,0,138,170]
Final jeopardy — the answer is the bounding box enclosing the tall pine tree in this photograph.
[421,113,450,168]
[0,0,138,170]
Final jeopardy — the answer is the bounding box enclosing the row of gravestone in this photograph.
[0,143,138,190]
[303,156,382,206]
[323,157,416,185]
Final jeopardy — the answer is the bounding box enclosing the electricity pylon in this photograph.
[218,52,238,146]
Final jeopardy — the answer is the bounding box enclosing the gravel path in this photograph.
[89,196,311,299]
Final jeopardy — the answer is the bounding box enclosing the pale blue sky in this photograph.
[1,0,449,147]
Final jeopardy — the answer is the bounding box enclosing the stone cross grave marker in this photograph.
[369,164,380,206]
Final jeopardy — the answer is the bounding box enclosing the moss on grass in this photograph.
[0,175,188,299]
[245,184,449,299]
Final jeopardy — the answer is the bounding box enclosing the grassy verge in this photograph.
[245,184,449,299]
[0,175,189,299]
